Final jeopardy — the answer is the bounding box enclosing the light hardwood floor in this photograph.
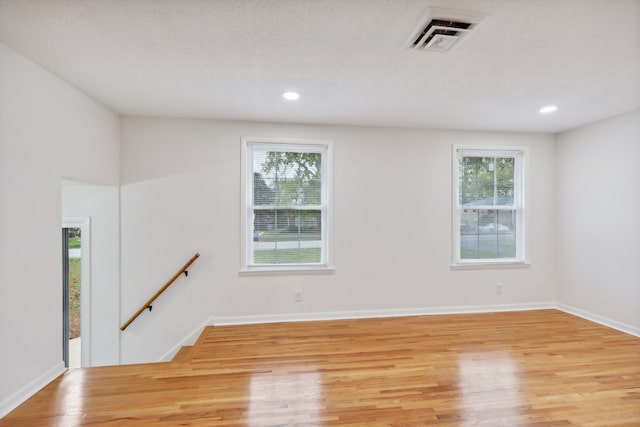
[2,309,639,426]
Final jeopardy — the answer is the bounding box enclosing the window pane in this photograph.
[253,150,322,206]
[460,209,516,259]
[459,157,495,206]
[458,156,515,206]
[253,209,322,264]
[495,157,514,205]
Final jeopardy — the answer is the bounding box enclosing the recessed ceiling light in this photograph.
[539,105,558,114]
[282,91,300,101]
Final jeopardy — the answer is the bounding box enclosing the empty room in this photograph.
[0,0,638,425]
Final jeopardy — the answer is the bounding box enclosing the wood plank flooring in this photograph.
[2,309,639,426]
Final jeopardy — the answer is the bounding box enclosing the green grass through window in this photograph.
[254,248,321,264]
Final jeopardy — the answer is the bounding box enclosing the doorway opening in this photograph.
[66,227,81,367]
[62,218,90,368]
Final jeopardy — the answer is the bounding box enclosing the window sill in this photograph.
[450,261,531,270]
[239,266,336,276]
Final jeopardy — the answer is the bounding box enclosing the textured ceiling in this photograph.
[0,0,639,133]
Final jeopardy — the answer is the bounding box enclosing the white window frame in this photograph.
[452,145,529,268]
[240,137,333,274]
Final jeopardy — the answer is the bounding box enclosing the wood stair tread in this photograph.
[171,345,194,364]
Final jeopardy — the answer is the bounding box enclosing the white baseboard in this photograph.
[159,317,215,362]
[212,302,555,326]
[0,361,66,418]
[556,303,640,338]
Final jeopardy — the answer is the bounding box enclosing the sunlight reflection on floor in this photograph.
[457,351,522,422]
[59,369,86,426]
[248,370,322,425]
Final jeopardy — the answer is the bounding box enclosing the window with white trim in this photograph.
[453,146,525,265]
[242,139,331,271]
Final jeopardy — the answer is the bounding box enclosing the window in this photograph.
[242,138,332,271]
[453,146,525,265]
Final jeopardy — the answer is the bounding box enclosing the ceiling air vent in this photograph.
[408,8,488,52]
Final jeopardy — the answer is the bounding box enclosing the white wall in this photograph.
[119,117,557,362]
[556,110,640,334]
[62,181,120,367]
[0,42,119,415]
[1,31,636,416]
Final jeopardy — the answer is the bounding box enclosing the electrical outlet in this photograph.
[294,290,302,302]
[496,284,503,295]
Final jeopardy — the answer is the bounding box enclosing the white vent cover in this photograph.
[408,8,488,52]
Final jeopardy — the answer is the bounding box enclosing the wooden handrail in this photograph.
[120,252,201,331]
